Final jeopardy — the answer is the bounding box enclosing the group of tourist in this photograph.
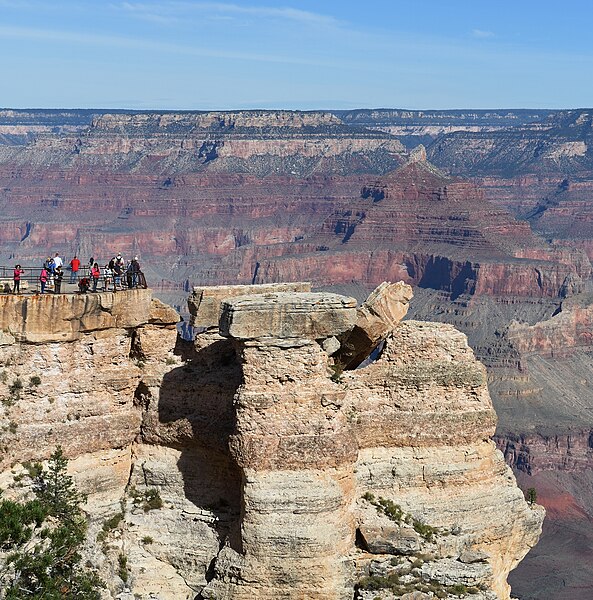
[12,252,143,294]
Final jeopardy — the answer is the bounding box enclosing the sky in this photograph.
[0,0,592,110]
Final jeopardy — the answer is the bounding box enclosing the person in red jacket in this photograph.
[91,263,101,292]
[69,255,81,284]
[39,267,48,294]
[13,264,24,294]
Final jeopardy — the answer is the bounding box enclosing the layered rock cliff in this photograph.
[0,283,542,599]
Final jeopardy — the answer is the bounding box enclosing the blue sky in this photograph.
[0,0,592,110]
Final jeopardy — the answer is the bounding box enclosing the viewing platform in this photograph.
[0,265,147,296]
[0,288,179,344]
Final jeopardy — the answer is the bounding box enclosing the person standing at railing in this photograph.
[69,255,80,284]
[44,256,55,274]
[131,256,141,287]
[39,266,48,294]
[13,265,24,294]
[113,260,123,290]
[91,262,101,292]
[54,266,64,293]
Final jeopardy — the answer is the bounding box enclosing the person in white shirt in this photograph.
[53,252,63,269]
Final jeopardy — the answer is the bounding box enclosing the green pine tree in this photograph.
[0,446,105,599]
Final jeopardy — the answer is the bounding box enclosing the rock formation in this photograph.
[201,287,542,599]
[0,283,542,599]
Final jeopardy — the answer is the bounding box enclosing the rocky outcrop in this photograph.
[0,288,178,343]
[0,289,179,470]
[0,284,542,599]
[198,289,542,599]
[337,281,413,368]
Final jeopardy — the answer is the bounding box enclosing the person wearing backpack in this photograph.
[131,256,140,287]
[54,266,64,293]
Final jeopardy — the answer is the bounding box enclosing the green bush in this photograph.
[118,553,129,583]
[97,512,124,543]
[362,493,440,541]
[129,486,164,512]
[0,446,105,598]
[330,358,345,383]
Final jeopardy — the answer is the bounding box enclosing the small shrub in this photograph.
[97,512,123,543]
[165,357,176,365]
[118,553,129,583]
[141,535,154,544]
[23,461,42,479]
[0,370,7,383]
[130,487,163,512]
[526,487,537,505]
[9,378,23,393]
[143,488,163,511]
[412,518,438,542]
[357,575,389,591]
[447,583,469,596]
[363,494,441,542]
[29,375,41,387]
[3,377,24,406]
[8,421,17,434]
[330,358,345,383]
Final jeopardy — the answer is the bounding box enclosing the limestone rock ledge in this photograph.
[0,285,542,600]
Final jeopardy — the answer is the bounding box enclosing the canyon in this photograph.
[1,108,593,598]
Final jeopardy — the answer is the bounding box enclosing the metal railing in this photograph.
[0,265,147,294]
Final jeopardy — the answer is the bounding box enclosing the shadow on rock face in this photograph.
[156,334,244,554]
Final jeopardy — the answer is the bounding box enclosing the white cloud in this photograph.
[471,29,495,39]
[118,1,340,28]
[0,24,342,67]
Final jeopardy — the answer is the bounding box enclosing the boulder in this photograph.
[0,330,15,345]
[358,524,422,555]
[148,297,180,325]
[219,292,357,340]
[337,281,413,368]
[189,282,311,328]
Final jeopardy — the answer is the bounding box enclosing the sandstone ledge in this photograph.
[219,291,357,340]
[189,282,311,328]
[0,289,179,343]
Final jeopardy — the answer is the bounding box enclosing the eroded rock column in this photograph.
[204,292,358,600]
